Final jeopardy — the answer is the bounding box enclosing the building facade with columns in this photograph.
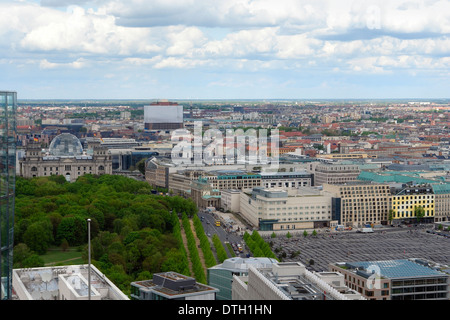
[19,133,112,182]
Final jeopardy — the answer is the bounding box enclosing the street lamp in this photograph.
[87,218,91,300]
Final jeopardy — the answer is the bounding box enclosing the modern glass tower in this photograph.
[0,91,16,300]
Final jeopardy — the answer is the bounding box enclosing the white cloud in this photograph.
[19,5,156,55]
[165,26,208,56]
[0,0,449,98]
[39,57,87,69]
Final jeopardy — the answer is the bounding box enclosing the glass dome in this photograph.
[48,133,83,157]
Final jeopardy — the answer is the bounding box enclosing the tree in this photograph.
[13,243,43,268]
[414,206,425,222]
[388,209,395,224]
[136,159,147,175]
[23,220,53,255]
[56,216,87,246]
[60,238,69,252]
[14,174,195,295]
[303,230,308,237]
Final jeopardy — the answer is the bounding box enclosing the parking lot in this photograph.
[266,227,450,272]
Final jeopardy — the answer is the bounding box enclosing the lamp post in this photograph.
[87,218,91,300]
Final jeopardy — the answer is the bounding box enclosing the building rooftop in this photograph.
[132,272,218,299]
[252,262,364,300]
[259,171,311,177]
[212,257,278,272]
[358,171,438,184]
[12,265,129,300]
[344,259,448,279]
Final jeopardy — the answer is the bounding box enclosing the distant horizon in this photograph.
[17,97,450,103]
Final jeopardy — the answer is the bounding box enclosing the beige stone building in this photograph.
[322,182,391,228]
[19,133,112,182]
[313,163,361,186]
[238,187,333,230]
[431,184,450,223]
[168,169,262,198]
[168,169,205,197]
[190,177,221,209]
[145,157,170,189]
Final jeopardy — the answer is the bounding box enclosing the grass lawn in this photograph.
[41,247,85,266]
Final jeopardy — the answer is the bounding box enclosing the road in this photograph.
[197,209,248,258]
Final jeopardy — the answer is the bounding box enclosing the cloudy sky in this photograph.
[1,0,449,100]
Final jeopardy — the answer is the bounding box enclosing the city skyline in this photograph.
[1,0,449,100]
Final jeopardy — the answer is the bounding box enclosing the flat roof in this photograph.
[132,272,218,298]
[346,259,447,279]
[212,257,278,272]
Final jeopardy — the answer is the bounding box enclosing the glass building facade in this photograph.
[0,91,16,300]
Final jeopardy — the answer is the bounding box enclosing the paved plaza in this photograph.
[266,227,450,272]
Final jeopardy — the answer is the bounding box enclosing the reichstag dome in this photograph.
[48,133,84,157]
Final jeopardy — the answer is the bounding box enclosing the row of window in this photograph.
[31,165,105,171]
[267,215,330,221]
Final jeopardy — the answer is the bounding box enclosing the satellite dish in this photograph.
[41,272,52,283]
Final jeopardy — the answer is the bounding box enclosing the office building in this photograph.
[145,157,171,189]
[329,259,450,300]
[390,183,435,224]
[431,183,450,223]
[0,91,16,300]
[208,257,277,300]
[206,170,262,191]
[232,262,365,300]
[144,100,183,131]
[82,137,140,150]
[323,182,391,228]
[220,189,241,213]
[130,272,218,300]
[168,169,262,199]
[260,171,313,189]
[12,264,129,300]
[313,163,360,186]
[168,169,205,197]
[108,149,159,171]
[239,187,333,230]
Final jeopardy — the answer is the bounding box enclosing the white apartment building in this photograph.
[239,187,333,231]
